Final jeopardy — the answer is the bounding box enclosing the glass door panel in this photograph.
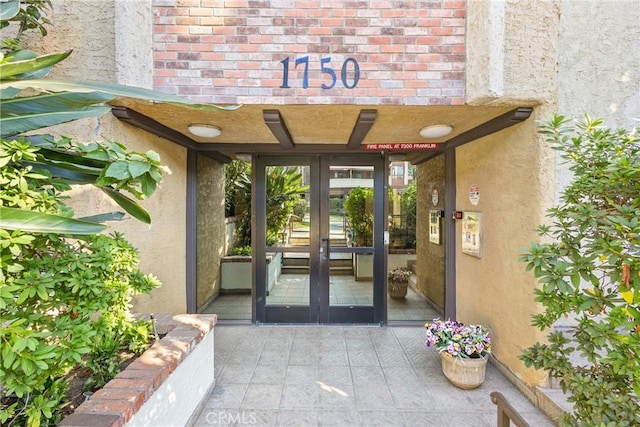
[257,160,316,323]
[256,155,385,324]
[322,156,382,323]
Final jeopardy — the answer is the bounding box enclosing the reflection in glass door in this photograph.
[255,154,385,324]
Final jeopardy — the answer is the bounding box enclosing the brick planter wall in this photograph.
[151,0,466,105]
[59,314,217,427]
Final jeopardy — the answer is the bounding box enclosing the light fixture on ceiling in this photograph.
[188,124,222,138]
[419,124,453,139]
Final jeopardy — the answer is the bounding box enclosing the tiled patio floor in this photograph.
[202,274,440,322]
[192,325,554,426]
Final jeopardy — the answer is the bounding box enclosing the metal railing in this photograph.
[491,391,531,427]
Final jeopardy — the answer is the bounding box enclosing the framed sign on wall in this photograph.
[461,211,482,258]
[429,210,441,244]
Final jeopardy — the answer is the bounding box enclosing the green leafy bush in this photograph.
[225,162,307,250]
[519,115,640,425]
[0,137,161,426]
[344,187,374,246]
[229,245,252,256]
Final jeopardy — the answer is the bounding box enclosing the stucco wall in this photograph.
[51,117,188,314]
[557,0,640,129]
[464,1,561,386]
[416,156,445,312]
[464,0,639,387]
[555,0,640,198]
[18,0,189,313]
[455,115,551,386]
[196,155,226,309]
[37,0,117,83]
[466,0,559,106]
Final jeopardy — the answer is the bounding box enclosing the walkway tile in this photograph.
[387,384,432,409]
[354,384,395,409]
[348,350,379,366]
[350,366,385,385]
[241,384,282,409]
[318,350,349,366]
[376,349,410,367]
[193,325,555,426]
[317,409,359,426]
[284,365,317,385]
[358,410,405,426]
[317,366,351,386]
[251,365,286,384]
[204,384,248,409]
[317,383,355,408]
[219,364,255,384]
[280,384,318,408]
[277,409,317,426]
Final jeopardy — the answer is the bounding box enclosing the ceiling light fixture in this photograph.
[419,124,453,139]
[188,124,222,138]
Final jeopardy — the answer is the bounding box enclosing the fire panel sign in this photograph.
[364,143,439,150]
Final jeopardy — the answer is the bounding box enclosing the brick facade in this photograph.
[152,0,466,105]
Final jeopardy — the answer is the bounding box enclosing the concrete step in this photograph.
[288,237,349,246]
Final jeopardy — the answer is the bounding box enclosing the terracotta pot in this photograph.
[388,280,408,298]
[440,351,488,389]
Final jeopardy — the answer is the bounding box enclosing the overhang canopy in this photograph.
[110,100,532,164]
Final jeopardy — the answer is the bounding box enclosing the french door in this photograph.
[254,154,386,324]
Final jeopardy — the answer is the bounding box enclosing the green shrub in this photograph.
[0,138,161,426]
[519,115,640,425]
[225,162,307,249]
[292,198,307,220]
[230,245,252,256]
[344,187,374,246]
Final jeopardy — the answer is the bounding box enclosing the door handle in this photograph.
[321,238,330,261]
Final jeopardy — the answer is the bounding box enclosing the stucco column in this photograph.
[114,0,154,88]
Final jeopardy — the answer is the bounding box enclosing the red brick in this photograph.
[189,7,214,16]
[177,0,202,6]
[200,16,224,25]
[114,364,166,389]
[91,388,145,413]
[176,16,199,25]
[76,400,133,424]
[368,36,392,45]
[59,412,121,427]
[104,377,155,399]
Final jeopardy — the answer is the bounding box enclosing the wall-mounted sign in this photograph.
[364,143,439,150]
[431,189,439,206]
[280,56,360,89]
[469,184,480,206]
[429,210,441,245]
[461,211,482,258]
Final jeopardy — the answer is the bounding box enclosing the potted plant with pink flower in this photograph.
[424,318,492,389]
[387,267,413,299]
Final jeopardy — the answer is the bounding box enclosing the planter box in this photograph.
[221,253,281,293]
[59,314,217,427]
[354,253,373,280]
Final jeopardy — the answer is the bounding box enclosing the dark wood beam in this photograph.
[347,109,377,149]
[412,107,533,165]
[263,109,295,149]
[191,143,371,153]
[111,106,232,164]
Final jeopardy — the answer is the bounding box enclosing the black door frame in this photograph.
[253,153,386,324]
